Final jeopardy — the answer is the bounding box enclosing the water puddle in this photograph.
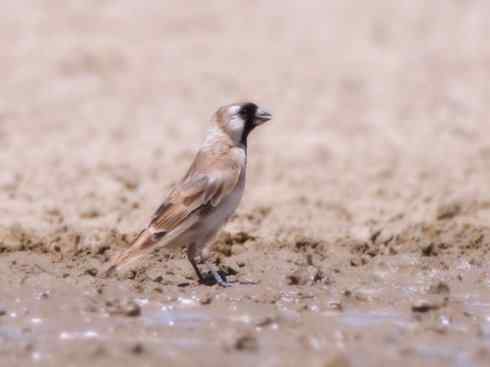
[0,325,28,342]
[412,346,479,367]
[460,297,490,321]
[2,284,489,366]
[143,306,210,328]
[336,310,413,329]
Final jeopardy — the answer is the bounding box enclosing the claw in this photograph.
[209,266,232,288]
[188,252,234,287]
[206,262,234,288]
[215,277,233,288]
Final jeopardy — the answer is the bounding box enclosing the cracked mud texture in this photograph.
[1,1,490,367]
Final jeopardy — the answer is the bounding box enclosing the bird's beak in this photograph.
[255,107,272,124]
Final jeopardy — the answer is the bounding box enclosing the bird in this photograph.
[104,102,272,286]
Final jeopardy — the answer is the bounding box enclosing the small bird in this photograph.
[105,102,272,286]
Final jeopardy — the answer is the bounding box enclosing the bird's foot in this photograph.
[210,263,236,288]
[198,269,233,287]
[214,277,233,288]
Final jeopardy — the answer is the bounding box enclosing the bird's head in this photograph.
[214,102,272,146]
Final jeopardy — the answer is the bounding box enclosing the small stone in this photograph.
[286,266,322,286]
[428,281,450,295]
[80,209,100,219]
[199,294,213,305]
[255,316,278,327]
[294,302,309,312]
[421,242,437,257]
[412,300,432,312]
[121,178,139,192]
[124,302,141,317]
[91,345,107,357]
[106,299,141,317]
[146,268,165,283]
[85,268,98,277]
[84,304,98,313]
[436,202,461,220]
[370,229,383,243]
[153,275,163,283]
[0,309,6,316]
[323,353,351,367]
[224,331,258,352]
[327,301,343,311]
[22,342,35,352]
[130,343,145,355]
[350,258,362,267]
[411,298,444,313]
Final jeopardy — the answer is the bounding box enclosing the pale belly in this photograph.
[200,173,245,236]
[203,183,244,232]
[183,172,246,249]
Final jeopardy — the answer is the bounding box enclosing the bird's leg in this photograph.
[186,245,204,282]
[189,257,205,282]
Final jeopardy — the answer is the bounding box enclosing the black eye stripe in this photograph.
[238,103,258,146]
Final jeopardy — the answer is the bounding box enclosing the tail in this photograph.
[103,228,158,277]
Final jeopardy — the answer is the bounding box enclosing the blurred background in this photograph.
[2,1,490,236]
[2,1,490,366]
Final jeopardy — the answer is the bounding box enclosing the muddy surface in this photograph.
[1,1,490,366]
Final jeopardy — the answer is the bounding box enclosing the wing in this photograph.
[149,156,241,234]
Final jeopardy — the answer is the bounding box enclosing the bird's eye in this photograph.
[238,103,257,121]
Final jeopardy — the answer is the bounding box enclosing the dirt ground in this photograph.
[1,1,490,366]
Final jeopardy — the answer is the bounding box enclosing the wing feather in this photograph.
[149,156,241,233]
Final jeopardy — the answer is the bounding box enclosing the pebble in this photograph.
[223,330,258,352]
[287,266,322,286]
[436,202,462,220]
[323,353,351,367]
[327,301,343,311]
[85,268,98,277]
[428,281,450,295]
[199,293,213,305]
[130,343,145,355]
[106,299,141,317]
[421,242,437,257]
[411,298,445,313]
[255,315,278,327]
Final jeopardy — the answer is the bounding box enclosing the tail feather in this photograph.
[103,215,200,278]
[103,229,157,277]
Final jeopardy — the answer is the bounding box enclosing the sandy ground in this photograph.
[1,1,490,366]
